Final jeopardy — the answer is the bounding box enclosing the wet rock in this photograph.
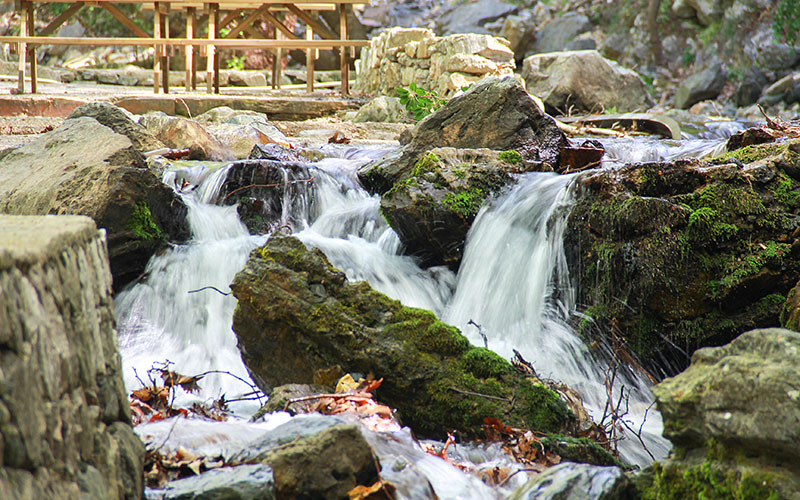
[354,28,515,98]
[522,50,654,114]
[140,112,236,161]
[0,117,189,289]
[640,328,800,498]
[156,464,274,500]
[266,424,377,500]
[352,96,411,123]
[725,127,776,151]
[68,102,165,153]
[732,66,767,107]
[566,153,800,376]
[0,215,144,500]
[529,12,592,55]
[673,62,727,109]
[255,384,332,417]
[508,463,632,500]
[760,73,800,107]
[437,0,518,36]
[209,123,289,159]
[379,147,515,268]
[230,234,575,439]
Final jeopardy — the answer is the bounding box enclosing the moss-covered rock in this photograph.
[230,234,576,439]
[567,156,800,376]
[635,329,800,499]
[379,148,514,269]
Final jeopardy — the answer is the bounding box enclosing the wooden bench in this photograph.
[0,0,368,95]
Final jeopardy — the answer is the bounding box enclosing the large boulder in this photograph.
[230,234,575,439]
[139,112,236,161]
[437,0,518,36]
[529,12,593,55]
[673,63,727,109]
[522,50,654,114]
[68,102,165,153]
[640,328,800,498]
[566,141,800,377]
[0,117,189,289]
[379,148,515,269]
[0,215,144,500]
[354,27,515,98]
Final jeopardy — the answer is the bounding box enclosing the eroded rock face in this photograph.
[0,117,188,289]
[230,234,574,439]
[354,28,515,98]
[566,143,800,376]
[522,50,654,114]
[641,328,800,499]
[139,112,235,161]
[68,101,165,153]
[0,215,144,500]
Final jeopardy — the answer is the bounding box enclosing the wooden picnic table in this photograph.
[0,0,368,95]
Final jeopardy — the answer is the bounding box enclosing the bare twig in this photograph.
[468,319,488,348]
[188,286,231,296]
[448,387,509,402]
[221,176,314,203]
[283,392,373,412]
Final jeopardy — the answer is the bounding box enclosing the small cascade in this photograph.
[445,173,670,466]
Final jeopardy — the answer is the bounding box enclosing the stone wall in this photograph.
[0,215,143,500]
[354,27,516,97]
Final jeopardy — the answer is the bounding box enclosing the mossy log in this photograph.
[230,234,574,439]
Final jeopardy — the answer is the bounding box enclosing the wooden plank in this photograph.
[338,3,348,95]
[306,23,313,93]
[285,3,337,40]
[260,8,299,39]
[206,2,218,93]
[218,8,244,30]
[223,3,270,39]
[162,2,170,93]
[39,2,84,36]
[17,1,28,94]
[0,35,369,48]
[100,2,150,37]
[185,6,194,91]
[26,1,36,93]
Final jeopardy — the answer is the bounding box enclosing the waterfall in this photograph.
[116,146,667,470]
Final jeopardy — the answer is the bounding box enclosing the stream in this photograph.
[115,130,735,499]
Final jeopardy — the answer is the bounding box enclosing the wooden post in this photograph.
[153,1,162,93]
[191,9,198,89]
[162,3,170,93]
[213,5,220,93]
[306,24,314,93]
[26,1,36,93]
[185,6,194,91]
[17,0,28,94]
[272,15,282,90]
[338,3,348,95]
[206,3,218,93]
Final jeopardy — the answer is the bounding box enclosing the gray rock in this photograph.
[160,464,274,500]
[195,106,268,124]
[352,96,410,123]
[673,63,727,109]
[68,101,165,153]
[208,123,289,159]
[745,26,800,71]
[0,215,144,500]
[522,50,654,114]
[437,0,518,36]
[646,328,800,498]
[507,463,630,500]
[0,118,188,289]
[733,66,767,107]
[140,112,236,161]
[265,424,378,500]
[228,70,268,87]
[530,12,592,55]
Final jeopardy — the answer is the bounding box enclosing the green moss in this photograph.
[711,241,791,299]
[461,347,512,378]
[644,461,782,500]
[128,201,163,241]
[541,434,621,466]
[713,143,789,165]
[771,174,800,208]
[411,152,442,177]
[687,206,739,244]
[515,381,574,432]
[499,150,523,164]
[442,188,486,217]
[387,307,470,355]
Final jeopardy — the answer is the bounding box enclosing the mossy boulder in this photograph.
[379,147,515,268]
[230,234,575,439]
[566,155,800,376]
[636,328,800,499]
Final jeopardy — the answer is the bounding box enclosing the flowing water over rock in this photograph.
[116,134,733,497]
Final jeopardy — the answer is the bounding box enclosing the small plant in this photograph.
[226,55,245,70]
[681,47,695,67]
[774,0,800,45]
[397,83,445,121]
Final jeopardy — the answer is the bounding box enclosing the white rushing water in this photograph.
[116,142,671,496]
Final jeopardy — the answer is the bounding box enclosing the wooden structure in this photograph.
[0,0,368,94]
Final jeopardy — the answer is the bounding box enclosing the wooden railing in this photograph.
[0,0,368,94]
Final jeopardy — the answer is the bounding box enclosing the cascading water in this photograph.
[116,139,682,497]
